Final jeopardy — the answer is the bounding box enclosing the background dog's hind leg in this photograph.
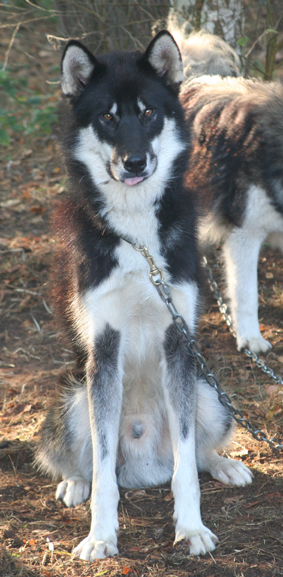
[196,378,253,486]
[222,224,270,354]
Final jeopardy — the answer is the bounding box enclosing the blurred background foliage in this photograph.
[0,0,282,147]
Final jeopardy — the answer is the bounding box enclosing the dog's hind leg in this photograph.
[162,323,218,556]
[56,475,91,507]
[35,375,93,507]
[196,379,253,486]
[73,323,123,561]
[267,231,283,253]
[55,386,93,508]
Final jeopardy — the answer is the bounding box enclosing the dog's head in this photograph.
[61,32,184,189]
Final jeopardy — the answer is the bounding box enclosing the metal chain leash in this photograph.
[202,256,283,387]
[128,242,283,451]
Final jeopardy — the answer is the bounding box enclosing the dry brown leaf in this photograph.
[164,492,173,501]
[266,405,282,421]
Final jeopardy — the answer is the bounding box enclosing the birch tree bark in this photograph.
[171,0,243,50]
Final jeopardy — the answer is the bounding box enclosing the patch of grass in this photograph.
[0,69,58,146]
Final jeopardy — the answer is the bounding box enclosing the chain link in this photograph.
[126,241,283,451]
[202,256,283,387]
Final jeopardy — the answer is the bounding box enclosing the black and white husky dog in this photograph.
[36,31,252,562]
[180,75,283,354]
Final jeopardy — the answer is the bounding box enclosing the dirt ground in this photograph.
[1,17,283,577]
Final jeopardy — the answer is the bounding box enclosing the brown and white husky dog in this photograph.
[174,23,283,353]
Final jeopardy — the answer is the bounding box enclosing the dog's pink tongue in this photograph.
[124,176,144,186]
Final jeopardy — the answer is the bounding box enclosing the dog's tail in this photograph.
[166,11,241,79]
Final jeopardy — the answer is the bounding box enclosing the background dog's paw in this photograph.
[174,526,218,556]
[73,534,119,560]
[237,334,272,354]
[210,457,253,486]
[56,475,90,507]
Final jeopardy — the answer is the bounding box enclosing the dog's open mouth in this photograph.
[124,176,144,186]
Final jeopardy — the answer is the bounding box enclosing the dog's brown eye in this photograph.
[144,108,153,117]
[103,113,113,120]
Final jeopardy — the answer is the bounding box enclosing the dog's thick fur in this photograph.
[168,22,283,354]
[180,75,283,353]
[36,31,252,562]
[167,18,241,78]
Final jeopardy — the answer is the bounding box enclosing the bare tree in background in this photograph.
[171,0,283,78]
[1,1,282,79]
[53,0,244,53]
[53,0,170,53]
[243,0,283,80]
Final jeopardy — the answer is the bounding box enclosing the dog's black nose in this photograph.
[123,155,146,174]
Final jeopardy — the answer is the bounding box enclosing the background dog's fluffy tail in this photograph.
[166,12,241,79]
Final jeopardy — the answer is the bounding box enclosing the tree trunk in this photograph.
[172,0,243,50]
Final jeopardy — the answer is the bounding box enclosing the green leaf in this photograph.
[0,129,11,146]
[255,60,266,73]
[27,96,42,105]
[265,28,278,35]
[237,36,249,47]
[17,95,28,103]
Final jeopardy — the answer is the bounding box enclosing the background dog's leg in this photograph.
[163,323,218,556]
[222,227,271,353]
[73,324,123,561]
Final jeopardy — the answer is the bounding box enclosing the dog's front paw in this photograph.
[73,534,119,561]
[237,334,272,354]
[174,525,218,556]
[210,456,253,487]
[56,475,90,507]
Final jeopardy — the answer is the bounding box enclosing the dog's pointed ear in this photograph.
[61,41,97,96]
[145,31,183,90]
